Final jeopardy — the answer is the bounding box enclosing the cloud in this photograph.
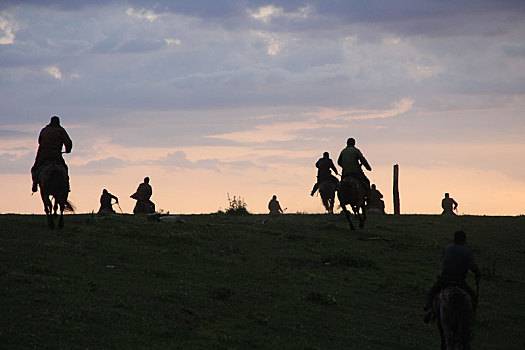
[154,151,262,171]
[0,12,17,44]
[76,157,129,174]
[248,5,312,23]
[0,129,33,139]
[45,65,62,79]
[116,38,167,53]
[209,119,326,144]
[209,99,414,145]
[126,7,160,22]
[0,151,33,174]
[310,98,415,121]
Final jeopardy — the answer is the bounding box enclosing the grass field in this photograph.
[0,213,524,349]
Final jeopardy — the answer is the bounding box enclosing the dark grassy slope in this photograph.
[1,213,524,349]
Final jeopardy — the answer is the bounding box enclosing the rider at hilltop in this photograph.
[441,193,458,215]
[310,151,339,196]
[31,116,72,193]
[424,230,481,323]
[337,137,372,194]
[130,177,155,213]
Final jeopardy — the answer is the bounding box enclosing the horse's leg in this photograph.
[441,309,456,350]
[322,197,329,212]
[438,319,446,350]
[40,192,55,229]
[342,205,355,231]
[53,200,58,218]
[359,205,366,229]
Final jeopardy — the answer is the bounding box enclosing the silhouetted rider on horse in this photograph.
[31,116,72,193]
[310,152,339,196]
[424,230,481,323]
[131,177,155,214]
[337,138,372,196]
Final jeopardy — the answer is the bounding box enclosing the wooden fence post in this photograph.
[393,164,400,215]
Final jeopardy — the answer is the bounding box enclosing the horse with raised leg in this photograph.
[318,180,338,214]
[337,176,366,230]
[37,162,74,228]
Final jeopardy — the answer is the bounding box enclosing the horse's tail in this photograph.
[64,200,76,213]
[439,287,474,348]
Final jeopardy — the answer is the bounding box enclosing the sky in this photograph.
[1,0,524,215]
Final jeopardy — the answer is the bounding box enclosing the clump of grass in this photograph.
[322,250,377,269]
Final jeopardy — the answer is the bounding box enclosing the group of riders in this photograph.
[31,116,155,215]
[31,116,479,326]
[310,137,384,213]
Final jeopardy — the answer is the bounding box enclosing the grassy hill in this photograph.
[1,213,524,349]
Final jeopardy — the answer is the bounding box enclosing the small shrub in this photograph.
[224,193,250,215]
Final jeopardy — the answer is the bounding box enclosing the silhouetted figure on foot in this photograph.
[268,195,283,215]
[31,116,72,193]
[366,184,385,214]
[441,193,458,215]
[311,152,339,196]
[424,230,481,323]
[131,177,155,214]
[98,189,118,215]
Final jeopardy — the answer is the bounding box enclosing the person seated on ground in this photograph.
[366,184,385,213]
[337,137,372,195]
[424,230,481,323]
[130,177,155,213]
[31,116,73,193]
[268,195,284,215]
[98,189,118,215]
[311,151,339,196]
[441,192,458,215]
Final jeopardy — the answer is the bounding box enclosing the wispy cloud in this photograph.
[248,5,313,23]
[153,151,263,171]
[45,65,63,79]
[126,7,160,22]
[0,12,17,44]
[308,98,415,121]
[210,99,414,144]
[76,157,129,174]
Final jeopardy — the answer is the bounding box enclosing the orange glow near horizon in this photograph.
[3,163,524,216]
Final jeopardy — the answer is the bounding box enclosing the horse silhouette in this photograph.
[436,285,475,350]
[319,180,337,214]
[337,176,366,230]
[37,162,74,228]
[133,200,155,214]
